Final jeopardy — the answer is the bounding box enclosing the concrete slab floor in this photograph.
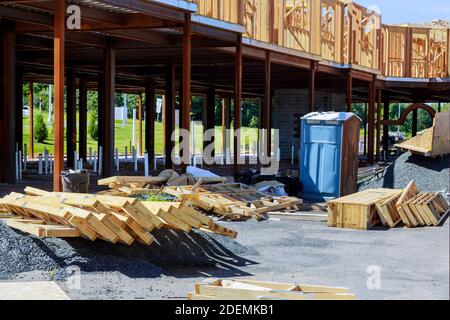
[12,218,448,300]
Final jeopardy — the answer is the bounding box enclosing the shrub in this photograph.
[34,112,48,143]
[88,111,99,141]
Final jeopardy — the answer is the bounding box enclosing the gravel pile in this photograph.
[0,221,249,280]
[359,152,450,192]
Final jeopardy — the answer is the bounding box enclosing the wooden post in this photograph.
[376,90,382,162]
[383,99,390,158]
[265,51,272,157]
[222,97,231,157]
[347,70,353,112]
[145,80,156,175]
[66,70,76,169]
[363,103,367,156]
[412,109,418,137]
[78,78,88,161]
[53,0,65,191]
[165,65,176,169]
[438,101,441,112]
[205,86,216,157]
[29,82,34,159]
[367,79,376,164]
[309,62,316,113]
[15,70,23,154]
[234,34,243,178]
[101,45,115,177]
[1,30,16,184]
[138,93,143,156]
[181,12,192,169]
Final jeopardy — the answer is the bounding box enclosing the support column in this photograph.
[265,51,272,157]
[181,12,192,168]
[367,79,376,164]
[412,109,418,137]
[363,103,367,156]
[376,89,382,162]
[438,102,442,112]
[101,45,115,177]
[66,71,76,169]
[222,97,231,157]
[383,99,390,159]
[145,80,155,174]
[29,82,34,159]
[0,30,16,184]
[53,0,65,190]
[205,86,216,158]
[309,62,316,113]
[78,78,88,161]
[234,34,243,178]
[165,65,176,169]
[15,70,23,153]
[138,93,143,156]
[347,70,353,112]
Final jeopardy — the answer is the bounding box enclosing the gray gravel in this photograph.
[0,221,250,280]
[359,152,450,192]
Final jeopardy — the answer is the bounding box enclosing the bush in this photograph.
[34,112,48,143]
[249,116,259,128]
[88,111,99,141]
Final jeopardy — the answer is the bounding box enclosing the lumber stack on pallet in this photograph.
[328,181,449,230]
[164,183,303,221]
[0,187,237,243]
[188,279,356,300]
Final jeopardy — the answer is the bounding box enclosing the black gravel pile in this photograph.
[359,152,450,192]
[0,221,250,280]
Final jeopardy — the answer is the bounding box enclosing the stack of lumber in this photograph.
[188,279,356,300]
[0,187,237,244]
[164,183,303,221]
[328,181,449,230]
[98,173,227,197]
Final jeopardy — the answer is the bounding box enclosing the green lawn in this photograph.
[22,112,259,157]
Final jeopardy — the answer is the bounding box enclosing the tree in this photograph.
[88,110,99,141]
[34,112,48,143]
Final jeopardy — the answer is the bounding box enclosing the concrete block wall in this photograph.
[272,89,346,160]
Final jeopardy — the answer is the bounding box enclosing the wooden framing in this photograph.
[181,12,192,168]
[66,70,76,169]
[79,78,88,161]
[145,79,156,174]
[165,65,176,169]
[234,34,243,178]
[29,82,34,159]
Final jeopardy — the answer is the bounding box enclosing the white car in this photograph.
[23,106,30,117]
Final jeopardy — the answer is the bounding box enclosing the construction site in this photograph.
[0,0,449,302]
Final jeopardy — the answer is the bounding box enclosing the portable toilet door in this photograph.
[299,112,360,201]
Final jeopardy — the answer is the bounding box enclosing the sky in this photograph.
[354,0,450,24]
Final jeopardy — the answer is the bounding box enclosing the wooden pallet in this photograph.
[399,192,450,227]
[395,181,420,227]
[327,189,403,230]
[165,183,303,221]
[188,279,356,300]
[0,187,237,243]
[375,193,403,227]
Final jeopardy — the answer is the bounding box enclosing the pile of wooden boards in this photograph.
[164,183,303,221]
[98,173,227,197]
[188,279,356,300]
[0,187,237,244]
[327,181,449,230]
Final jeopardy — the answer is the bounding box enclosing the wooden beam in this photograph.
[66,70,76,169]
[376,89,382,163]
[265,51,272,158]
[367,79,376,164]
[101,45,116,177]
[29,81,34,159]
[234,34,243,178]
[309,62,316,113]
[78,78,88,161]
[222,97,231,158]
[347,70,352,112]
[145,79,156,175]
[181,12,192,169]
[164,64,176,169]
[383,98,389,159]
[138,93,143,156]
[205,86,216,158]
[15,70,23,153]
[53,0,65,191]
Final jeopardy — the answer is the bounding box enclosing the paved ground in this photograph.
[7,217,449,300]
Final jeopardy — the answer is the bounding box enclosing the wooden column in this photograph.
[145,80,155,174]
[363,103,367,156]
[367,79,376,164]
[181,12,192,168]
[265,51,272,157]
[101,45,115,177]
[15,70,23,153]
[376,90,382,162]
[234,34,243,178]
[222,97,231,156]
[309,62,316,113]
[0,30,16,184]
[138,93,143,156]
[53,0,65,191]
[29,82,34,158]
[66,70,76,169]
[347,70,353,112]
[165,65,176,169]
[383,99,390,159]
[78,78,88,161]
[438,102,441,112]
[205,86,216,157]
[412,109,418,137]
[97,76,104,152]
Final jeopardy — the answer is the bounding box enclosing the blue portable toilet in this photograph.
[300,112,361,201]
